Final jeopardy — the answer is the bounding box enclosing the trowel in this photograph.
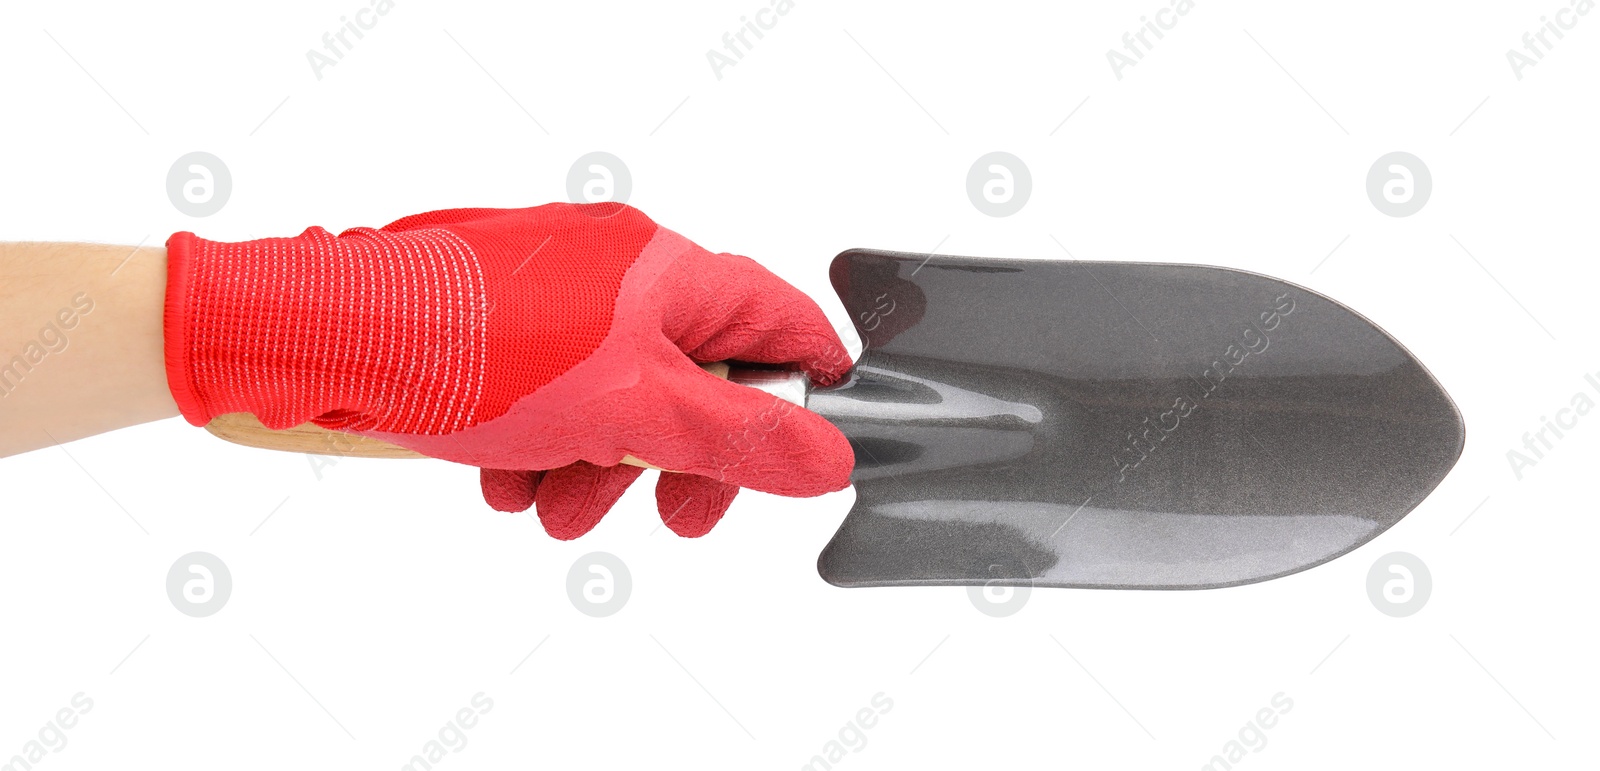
[207,249,1465,590]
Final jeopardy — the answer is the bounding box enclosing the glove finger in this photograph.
[481,468,542,512]
[655,473,740,538]
[534,461,645,540]
[666,248,852,385]
[628,358,853,497]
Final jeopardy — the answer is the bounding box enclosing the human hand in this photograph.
[164,203,853,538]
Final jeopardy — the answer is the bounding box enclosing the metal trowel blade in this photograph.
[810,249,1464,590]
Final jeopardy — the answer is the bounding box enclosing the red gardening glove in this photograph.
[164,203,854,538]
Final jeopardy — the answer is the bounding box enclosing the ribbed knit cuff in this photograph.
[162,231,210,427]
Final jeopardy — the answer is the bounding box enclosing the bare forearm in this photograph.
[0,242,177,457]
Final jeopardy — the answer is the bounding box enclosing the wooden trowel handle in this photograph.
[202,362,807,471]
[204,412,433,460]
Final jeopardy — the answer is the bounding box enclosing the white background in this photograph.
[1,1,1597,768]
